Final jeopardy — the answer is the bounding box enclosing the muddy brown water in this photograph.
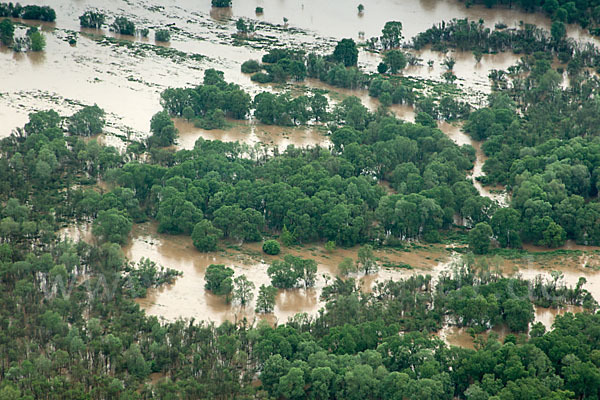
[59,221,600,346]
[174,118,331,150]
[1,0,594,139]
[17,0,600,345]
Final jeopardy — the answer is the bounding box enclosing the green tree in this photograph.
[338,257,357,276]
[310,93,329,122]
[384,50,407,73]
[212,0,232,7]
[111,16,135,35]
[155,29,171,42]
[192,220,222,252]
[469,222,493,254]
[280,225,296,246]
[503,298,534,331]
[278,367,306,400]
[92,208,132,244]
[204,264,234,297]
[380,21,403,50]
[490,208,521,248]
[256,284,277,313]
[68,105,106,136]
[79,10,105,28]
[148,110,178,147]
[357,244,377,274]
[551,21,566,42]
[0,18,14,46]
[263,239,281,255]
[332,38,359,67]
[233,274,255,306]
[541,221,566,248]
[28,30,45,51]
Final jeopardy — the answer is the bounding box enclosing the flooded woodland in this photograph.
[9,0,600,349]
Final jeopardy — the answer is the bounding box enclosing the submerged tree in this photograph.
[79,10,105,28]
[111,16,135,35]
[204,264,234,299]
[256,284,277,313]
[332,38,359,67]
[212,0,232,7]
[233,275,255,306]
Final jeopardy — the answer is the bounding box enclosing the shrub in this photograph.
[241,59,261,73]
[79,10,105,28]
[263,240,281,255]
[212,0,232,7]
[155,29,170,42]
[251,72,272,83]
[112,16,135,35]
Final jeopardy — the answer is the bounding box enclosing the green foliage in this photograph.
[123,258,182,298]
[0,18,14,46]
[148,110,178,147]
[338,257,357,276]
[469,222,493,254]
[212,0,232,7]
[383,50,407,73]
[79,10,105,28]
[332,38,359,67]
[280,225,296,246]
[111,16,135,35]
[156,187,203,234]
[194,108,226,130]
[380,21,403,50]
[262,239,281,255]
[67,105,105,136]
[241,59,261,73]
[28,29,45,52]
[92,208,132,244]
[161,69,251,120]
[192,220,222,252]
[251,72,272,83]
[357,244,377,274]
[267,254,317,289]
[256,285,277,313]
[255,7,264,14]
[155,29,171,42]
[233,274,255,306]
[204,264,234,296]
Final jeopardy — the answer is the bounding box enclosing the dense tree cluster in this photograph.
[0,113,599,398]
[111,16,135,36]
[0,3,56,21]
[79,10,105,29]
[412,18,600,73]
[161,69,251,129]
[104,103,491,246]
[465,53,600,246]
[459,0,600,35]
[211,0,232,7]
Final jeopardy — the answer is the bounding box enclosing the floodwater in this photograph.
[440,121,509,205]
[119,223,600,330]
[1,0,593,139]
[174,118,331,150]
[59,220,599,345]
[124,222,448,325]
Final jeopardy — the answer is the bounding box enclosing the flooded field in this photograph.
[174,118,331,150]
[116,223,599,331]
[123,222,448,325]
[13,0,600,349]
[1,0,592,139]
[59,218,600,347]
